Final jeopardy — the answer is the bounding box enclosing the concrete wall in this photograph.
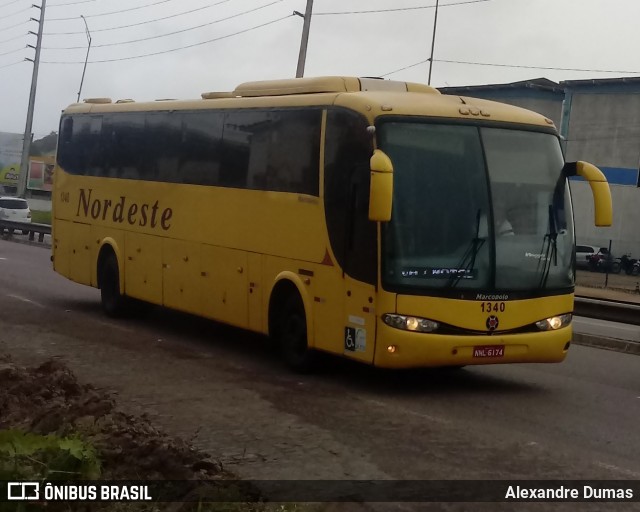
[565,92,640,176]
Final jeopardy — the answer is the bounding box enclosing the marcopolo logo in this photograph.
[7,482,39,501]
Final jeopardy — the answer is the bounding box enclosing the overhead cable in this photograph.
[0,5,30,19]
[434,58,640,74]
[0,0,23,9]
[316,0,491,16]
[380,57,640,77]
[42,14,293,64]
[0,58,23,68]
[48,0,98,6]
[48,0,185,21]
[43,0,281,49]
[45,0,233,35]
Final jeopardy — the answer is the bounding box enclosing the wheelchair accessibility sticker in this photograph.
[345,327,366,352]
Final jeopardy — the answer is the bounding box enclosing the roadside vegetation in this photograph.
[30,210,51,224]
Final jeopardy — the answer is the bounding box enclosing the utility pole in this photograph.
[77,15,92,103]
[18,0,47,198]
[294,0,313,78]
[427,0,439,85]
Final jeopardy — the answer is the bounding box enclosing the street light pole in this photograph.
[77,15,92,103]
[427,0,439,85]
[294,0,313,78]
[18,0,47,198]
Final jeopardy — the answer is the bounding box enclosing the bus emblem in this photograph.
[486,315,499,331]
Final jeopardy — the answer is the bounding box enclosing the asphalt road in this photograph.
[573,316,640,342]
[1,240,639,511]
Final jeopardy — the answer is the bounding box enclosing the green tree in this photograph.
[30,131,58,156]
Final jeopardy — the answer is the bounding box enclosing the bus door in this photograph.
[342,164,377,363]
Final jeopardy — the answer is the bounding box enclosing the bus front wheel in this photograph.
[279,294,315,372]
[100,253,125,317]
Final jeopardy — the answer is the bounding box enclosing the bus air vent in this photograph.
[233,76,361,97]
[83,98,112,104]
[232,76,441,97]
[115,99,135,103]
[201,92,236,99]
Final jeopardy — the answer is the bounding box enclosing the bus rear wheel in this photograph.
[278,294,315,372]
[100,253,125,317]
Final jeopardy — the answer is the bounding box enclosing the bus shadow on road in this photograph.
[66,298,547,397]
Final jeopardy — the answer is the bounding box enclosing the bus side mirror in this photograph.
[568,161,613,227]
[369,149,394,222]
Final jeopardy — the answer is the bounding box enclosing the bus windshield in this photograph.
[379,121,574,294]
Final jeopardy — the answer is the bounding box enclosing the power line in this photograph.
[0,5,31,19]
[0,58,23,69]
[45,0,234,35]
[380,59,429,77]
[48,0,182,21]
[0,0,24,9]
[0,32,26,44]
[42,14,293,64]
[43,0,281,49]
[434,58,640,74]
[380,57,640,77]
[315,0,491,16]
[0,18,30,31]
[48,0,97,6]
[0,45,24,56]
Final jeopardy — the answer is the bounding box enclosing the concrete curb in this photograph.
[572,332,640,356]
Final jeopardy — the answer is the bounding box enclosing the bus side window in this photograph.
[58,117,74,171]
[147,112,183,183]
[264,109,321,196]
[180,111,223,185]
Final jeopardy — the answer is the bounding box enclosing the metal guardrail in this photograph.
[0,219,51,243]
[574,296,640,326]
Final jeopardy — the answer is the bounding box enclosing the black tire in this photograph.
[278,294,315,372]
[633,266,640,277]
[611,261,621,274]
[100,253,125,317]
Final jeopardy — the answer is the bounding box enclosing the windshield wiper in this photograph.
[538,204,558,288]
[447,209,485,289]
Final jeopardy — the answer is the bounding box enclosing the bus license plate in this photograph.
[473,345,504,358]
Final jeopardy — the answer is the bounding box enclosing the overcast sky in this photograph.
[0,0,638,137]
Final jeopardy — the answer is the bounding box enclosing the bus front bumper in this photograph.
[374,321,572,369]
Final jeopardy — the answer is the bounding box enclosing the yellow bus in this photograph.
[52,76,612,370]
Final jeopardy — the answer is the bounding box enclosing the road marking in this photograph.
[595,461,640,478]
[0,257,7,260]
[6,294,45,308]
[365,398,451,425]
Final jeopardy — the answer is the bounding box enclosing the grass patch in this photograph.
[31,210,51,224]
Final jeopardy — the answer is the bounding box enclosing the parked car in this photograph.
[575,244,600,270]
[0,196,31,234]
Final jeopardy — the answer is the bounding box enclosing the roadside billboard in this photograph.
[0,132,23,188]
[28,156,55,192]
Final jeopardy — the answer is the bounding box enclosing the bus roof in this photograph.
[65,76,556,130]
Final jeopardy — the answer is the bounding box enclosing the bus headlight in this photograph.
[535,314,572,331]
[382,314,440,333]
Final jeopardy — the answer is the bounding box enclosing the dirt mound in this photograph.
[0,354,274,512]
